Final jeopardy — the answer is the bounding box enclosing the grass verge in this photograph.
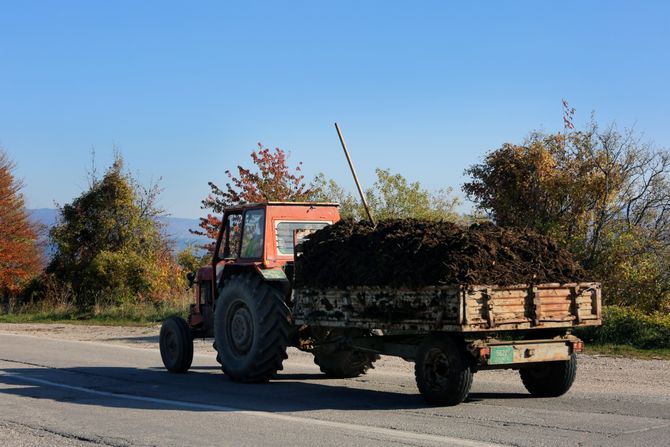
[0,300,188,326]
[574,305,670,350]
[584,343,670,360]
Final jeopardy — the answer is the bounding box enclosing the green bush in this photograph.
[46,156,185,309]
[576,306,670,349]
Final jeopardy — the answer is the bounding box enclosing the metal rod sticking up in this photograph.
[334,122,376,226]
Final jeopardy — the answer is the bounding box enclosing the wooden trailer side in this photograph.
[292,282,601,332]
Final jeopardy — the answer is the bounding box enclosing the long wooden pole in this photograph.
[334,122,376,226]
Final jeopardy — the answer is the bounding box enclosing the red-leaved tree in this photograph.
[0,150,41,299]
[193,144,317,250]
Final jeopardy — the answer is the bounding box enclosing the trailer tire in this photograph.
[159,316,193,373]
[214,273,290,383]
[314,350,379,378]
[414,336,473,406]
[519,353,577,397]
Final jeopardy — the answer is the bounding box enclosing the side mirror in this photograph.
[186,272,196,288]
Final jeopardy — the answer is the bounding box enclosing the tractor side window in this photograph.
[240,209,265,259]
[275,221,330,255]
[221,214,242,259]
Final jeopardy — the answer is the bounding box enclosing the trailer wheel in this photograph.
[519,353,577,397]
[314,349,379,378]
[214,273,290,383]
[414,336,473,406]
[159,316,194,373]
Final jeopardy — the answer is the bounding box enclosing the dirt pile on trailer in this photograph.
[295,219,586,288]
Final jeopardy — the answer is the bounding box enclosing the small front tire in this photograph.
[159,316,194,373]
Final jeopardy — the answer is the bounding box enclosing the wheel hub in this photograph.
[165,330,178,358]
[425,349,451,390]
[229,304,253,354]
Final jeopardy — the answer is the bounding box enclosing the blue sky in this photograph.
[1,1,668,218]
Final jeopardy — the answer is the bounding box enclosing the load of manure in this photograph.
[294,219,587,289]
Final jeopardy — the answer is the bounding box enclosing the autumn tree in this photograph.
[310,173,360,218]
[176,245,208,273]
[0,150,41,300]
[463,133,605,242]
[463,110,670,311]
[48,156,182,307]
[194,145,316,248]
[314,168,461,222]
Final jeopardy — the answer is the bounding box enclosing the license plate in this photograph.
[489,346,514,365]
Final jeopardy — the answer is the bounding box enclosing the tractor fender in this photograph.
[217,264,289,292]
[254,265,289,282]
[254,265,292,303]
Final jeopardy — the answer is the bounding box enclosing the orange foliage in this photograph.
[0,151,41,295]
[193,145,315,251]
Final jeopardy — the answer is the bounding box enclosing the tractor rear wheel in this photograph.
[314,349,379,378]
[519,354,577,397]
[159,316,193,373]
[414,336,473,406]
[214,273,290,383]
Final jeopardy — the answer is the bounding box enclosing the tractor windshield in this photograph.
[275,221,330,256]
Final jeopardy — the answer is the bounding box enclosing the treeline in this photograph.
[1,155,190,320]
[463,119,670,314]
[2,105,670,322]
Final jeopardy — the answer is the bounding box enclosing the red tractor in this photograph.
[159,201,347,382]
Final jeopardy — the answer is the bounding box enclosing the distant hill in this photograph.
[29,208,60,229]
[28,208,208,255]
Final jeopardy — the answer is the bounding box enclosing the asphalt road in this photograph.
[0,325,669,447]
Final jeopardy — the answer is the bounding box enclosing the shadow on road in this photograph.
[465,392,530,402]
[102,335,160,344]
[0,363,537,412]
[0,365,436,412]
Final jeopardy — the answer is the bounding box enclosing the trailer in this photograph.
[292,282,600,404]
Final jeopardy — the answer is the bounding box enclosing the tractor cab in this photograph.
[186,202,340,337]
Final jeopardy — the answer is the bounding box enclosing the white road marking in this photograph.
[0,371,503,447]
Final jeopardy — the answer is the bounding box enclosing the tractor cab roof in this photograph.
[223,201,340,213]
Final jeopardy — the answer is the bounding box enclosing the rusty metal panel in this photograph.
[485,341,572,366]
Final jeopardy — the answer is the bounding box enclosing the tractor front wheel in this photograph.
[214,273,290,383]
[159,316,194,373]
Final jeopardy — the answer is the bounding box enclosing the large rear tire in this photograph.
[519,353,577,397]
[159,316,194,373]
[314,349,379,378]
[214,273,290,383]
[414,336,473,406]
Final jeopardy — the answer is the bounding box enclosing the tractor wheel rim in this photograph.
[166,329,178,359]
[229,303,253,354]
[425,348,450,391]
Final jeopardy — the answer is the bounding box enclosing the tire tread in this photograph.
[214,273,290,383]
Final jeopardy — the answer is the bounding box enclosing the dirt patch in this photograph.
[295,219,587,289]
